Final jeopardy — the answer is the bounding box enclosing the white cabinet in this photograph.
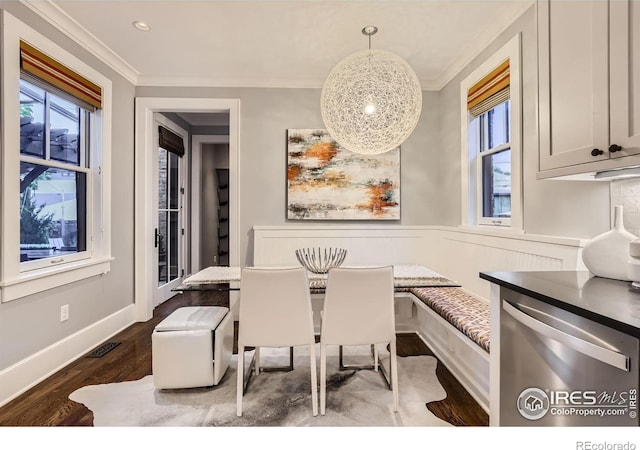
[610,1,640,157]
[537,0,640,179]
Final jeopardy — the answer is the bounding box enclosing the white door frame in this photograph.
[134,97,240,321]
[191,134,230,273]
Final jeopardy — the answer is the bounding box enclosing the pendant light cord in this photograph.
[362,25,378,50]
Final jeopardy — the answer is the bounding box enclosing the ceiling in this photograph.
[23,0,533,91]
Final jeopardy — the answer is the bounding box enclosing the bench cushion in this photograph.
[410,287,490,353]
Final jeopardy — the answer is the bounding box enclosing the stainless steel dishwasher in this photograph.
[500,288,639,426]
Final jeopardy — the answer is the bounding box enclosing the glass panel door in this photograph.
[158,147,180,287]
[153,117,185,309]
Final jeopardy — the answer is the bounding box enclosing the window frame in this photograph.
[475,101,512,226]
[1,11,112,302]
[460,33,522,232]
[19,79,92,272]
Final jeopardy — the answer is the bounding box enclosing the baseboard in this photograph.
[0,304,136,407]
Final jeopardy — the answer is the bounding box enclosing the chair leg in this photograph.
[309,343,318,416]
[236,345,244,417]
[254,346,260,375]
[374,344,379,372]
[390,340,399,412]
[320,343,327,415]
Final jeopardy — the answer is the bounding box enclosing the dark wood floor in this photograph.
[0,291,488,426]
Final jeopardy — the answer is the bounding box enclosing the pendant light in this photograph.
[320,26,422,155]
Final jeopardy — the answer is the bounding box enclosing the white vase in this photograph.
[582,205,637,281]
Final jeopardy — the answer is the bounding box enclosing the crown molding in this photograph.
[419,79,443,92]
[19,0,139,85]
[430,0,533,91]
[18,0,531,92]
[137,74,442,91]
[136,75,325,89]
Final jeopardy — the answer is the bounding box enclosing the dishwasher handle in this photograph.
[502,300,630,372]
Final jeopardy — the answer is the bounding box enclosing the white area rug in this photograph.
[69,346,452,427]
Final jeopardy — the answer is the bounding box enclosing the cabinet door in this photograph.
[610,0,640,157]
[538,0,609,171]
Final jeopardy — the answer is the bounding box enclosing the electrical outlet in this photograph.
[60,304,69,322]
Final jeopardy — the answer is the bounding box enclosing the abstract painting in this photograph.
[287,129,400,220]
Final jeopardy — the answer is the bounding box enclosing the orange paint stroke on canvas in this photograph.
[357,180,398,216]
[288,164,303,181]
[304,141,338,164]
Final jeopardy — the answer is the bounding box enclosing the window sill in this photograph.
[459,224,524,234]
[0,256,113,302]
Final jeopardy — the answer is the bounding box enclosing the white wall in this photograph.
[135,86,442,265]
[437,5,611,239]
[0,2,135,399]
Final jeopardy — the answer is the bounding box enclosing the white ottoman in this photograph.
[152,306,233,389]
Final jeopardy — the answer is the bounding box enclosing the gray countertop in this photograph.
[480,271,640,338]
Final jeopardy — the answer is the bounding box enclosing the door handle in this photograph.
[502,300,630,371]
[155,228,159,248]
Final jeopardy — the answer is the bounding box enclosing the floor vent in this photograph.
[86,341,121,358]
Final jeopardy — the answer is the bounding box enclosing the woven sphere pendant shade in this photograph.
[321,48,422,155]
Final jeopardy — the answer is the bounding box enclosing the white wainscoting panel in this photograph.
[253,226,430,267]
[253,225,587,301]
[429,228,587,300]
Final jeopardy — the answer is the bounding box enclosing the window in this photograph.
[20,79,90,270]
[461,34,522,230]
[474,100,511,222]
[1,12,112,302]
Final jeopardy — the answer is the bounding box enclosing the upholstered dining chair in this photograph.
[319,266,398,415]
[236,267,318,417]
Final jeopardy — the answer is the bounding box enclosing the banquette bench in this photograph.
[396,286,490,411]
[409,287,490,353]
[307,282,491,411]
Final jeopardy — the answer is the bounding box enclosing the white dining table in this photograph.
[176,264,459,391]
[177,264,459,291]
